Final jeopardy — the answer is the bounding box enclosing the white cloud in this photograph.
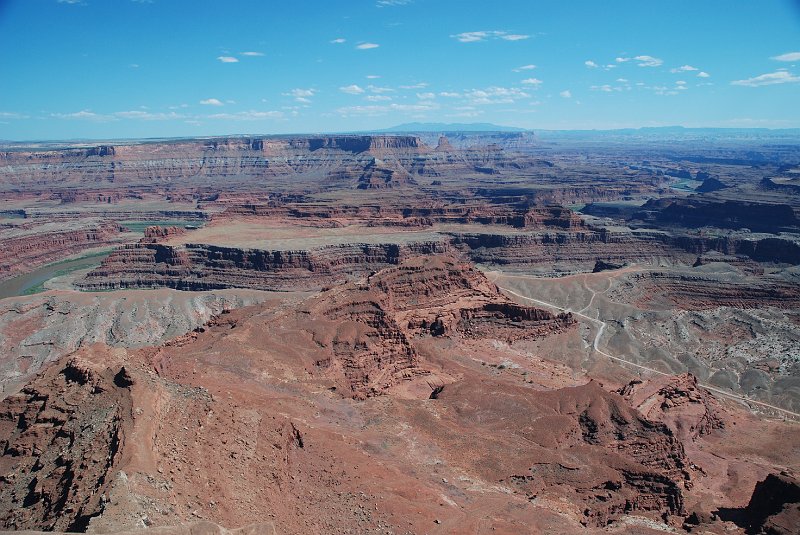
[330,38,346,44]
[129,63,139,68]
[376,0,412,6]
[591,84,614,92]
[451,30,529,43]
[217,56,239,63]
[513,64,536,72]
[206,110,284,120]
[114,111,184,120]
[0,111,28,119]
[240,51,264,57]
[616,78,628,82]
[772,52,800,62]
[585,60,598,68]
[452,31,491,43]
[365,95,392,102]
[502,34,529,41]
[282,88,317,104]
[57,0,83,4]
[633,55,663,67]
[199,98,224,106]
[52,110,112,121]
[366,74,381,79]
[340,84,366,94]
[416,92,435,100]
[731,70,800,87]
[521,78,542,87]
[670,64,698,73]
[439,91,461,98]
[356,42,380,50]
[560,90,571,98]
[399,82,427,89]
[368,85,394,93]
[616,55,663,67]
[465,86,530,104]
[697,71,710,78]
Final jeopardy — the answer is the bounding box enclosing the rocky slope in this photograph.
[0,257,797,534]
[0,219,127,281]
[0,353,132,531]
[269,255,575,398]
[0,289,273,397]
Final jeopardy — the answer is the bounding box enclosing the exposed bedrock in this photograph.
[221,203,586,230]
[78,220,800,292]
[0,354,131,531]
[435,379,689,526]
[298,255,574,398]
[0,135,533,190]
[694,473,800,535]
[79,240,450,292]
[638,198,799,232]
[618,373,725,441]
[623,271,800,310]
[0,289,269,397]
[0,220,126,281]
[451,228,800,267]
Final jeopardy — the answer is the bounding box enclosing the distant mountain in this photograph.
[380,122,529,133]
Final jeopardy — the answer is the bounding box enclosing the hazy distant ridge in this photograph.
[380,122,528,133]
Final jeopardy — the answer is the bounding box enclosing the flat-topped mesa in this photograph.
[290,135,426,154]
[78,239,452,292]
[638,198,800,232]
[141,225,187,243]
[84,145,115,157]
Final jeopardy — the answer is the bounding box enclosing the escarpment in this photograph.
[621,271,800,310]
[638,198,800,233]
[79,238,451,292]
[0,135,528,191]
[77,213,800,292]
[0,220,126,281]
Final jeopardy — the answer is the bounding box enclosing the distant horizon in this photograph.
[2,0,800,140]
[4,123,800,145]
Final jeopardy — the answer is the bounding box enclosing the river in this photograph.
[0,253,111,300]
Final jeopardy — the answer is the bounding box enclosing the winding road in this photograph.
[487,271,800,419]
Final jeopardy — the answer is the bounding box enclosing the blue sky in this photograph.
[1,0,799,140]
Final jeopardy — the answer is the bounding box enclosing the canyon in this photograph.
[0,131,799,534]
